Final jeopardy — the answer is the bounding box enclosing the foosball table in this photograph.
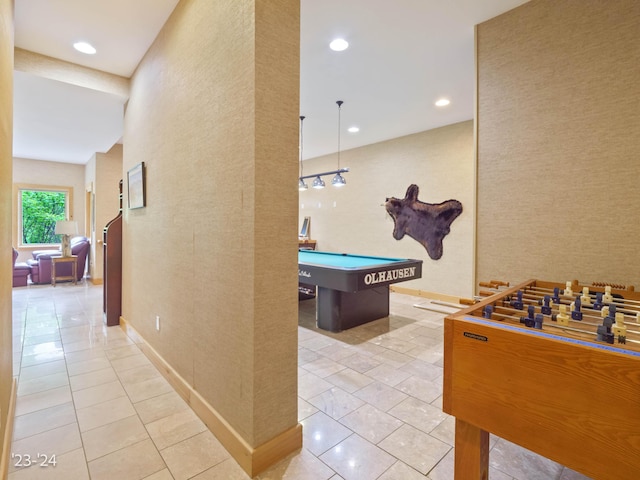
[443,279,640,480]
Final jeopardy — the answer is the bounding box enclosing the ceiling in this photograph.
[13,0,529,165]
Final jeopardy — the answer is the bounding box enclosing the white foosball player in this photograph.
[612,312,627,343]
[603,285,613,304]
[580,287,592,306]
[556,304,569,326]
[563,281,573,297]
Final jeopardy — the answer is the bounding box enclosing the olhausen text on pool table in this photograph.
[298,250,423,332]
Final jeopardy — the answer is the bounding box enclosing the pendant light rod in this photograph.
[299,115,305,177]
[298,115,309,191]
[336,100,343,170]
[298,100,349,190]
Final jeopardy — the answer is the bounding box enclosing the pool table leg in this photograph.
[316,286,389,332]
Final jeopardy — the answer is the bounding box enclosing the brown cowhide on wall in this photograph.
[385,184,462,260]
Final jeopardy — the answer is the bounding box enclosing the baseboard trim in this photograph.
[390,285,465,303]
[1,378,17,480]
[119,317,302,477]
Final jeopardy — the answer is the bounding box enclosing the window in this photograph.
[16,184,73,246]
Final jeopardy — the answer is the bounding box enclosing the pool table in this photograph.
[298,250,423,332]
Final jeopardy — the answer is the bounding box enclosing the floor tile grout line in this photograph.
[11,287,584,480]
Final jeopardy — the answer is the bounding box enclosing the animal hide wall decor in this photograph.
[385,184,462,260]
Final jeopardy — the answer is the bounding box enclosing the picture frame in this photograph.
[127,162,146,209]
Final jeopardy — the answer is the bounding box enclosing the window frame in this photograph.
[14,183,74,249]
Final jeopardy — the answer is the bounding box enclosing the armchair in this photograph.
[13,248,31,287]
[28,236,90,284]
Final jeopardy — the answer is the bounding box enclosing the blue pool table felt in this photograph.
[298,250,411,269]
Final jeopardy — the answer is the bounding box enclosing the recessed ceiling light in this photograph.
[73,42,96,55]
[435,98,450,107]
[329,38,349,52]
[348,126,359,133]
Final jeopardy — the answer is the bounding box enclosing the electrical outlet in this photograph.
[155,316,160,331]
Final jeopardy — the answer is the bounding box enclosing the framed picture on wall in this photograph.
[127,162,146,209]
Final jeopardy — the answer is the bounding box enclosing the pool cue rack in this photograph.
[443,278,640,480]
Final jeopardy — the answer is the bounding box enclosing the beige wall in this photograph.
[12,157,86,262]
[122,0,299,464]
[0,0,13,472]
[476,0,640,287]
[300,120,475,298]
[86,144,123,281]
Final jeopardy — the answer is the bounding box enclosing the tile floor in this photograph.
[9,283,592,479]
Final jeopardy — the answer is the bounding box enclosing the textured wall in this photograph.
[300,121,475,298]
[92,143,126,279]
[0,0,13,466]
[89,145,123,281]
[476,0,640,287]
[123,0,299,447]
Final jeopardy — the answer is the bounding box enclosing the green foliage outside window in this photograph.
[21,190,67,244]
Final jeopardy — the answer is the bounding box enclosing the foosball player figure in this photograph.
[580,287,592,306]
[534,313,543,329]
[596,323,615,344]
[563,281,574,297]
[603,285,614,304]
[612,312,627,344]
[571,297,583,321]
[541,295,552,315]
[520,305,536,327]
[596,304,617,344]
[552,287,561,304]
[592,292,604,311]
[483,305,493,319]
[608,304,617,320]
[554,304,570,326]
[511,290,524,310]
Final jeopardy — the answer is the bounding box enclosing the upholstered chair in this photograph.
[28,236,90,284]
[13,248,31,287]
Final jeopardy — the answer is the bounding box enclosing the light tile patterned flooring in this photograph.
[9,283,592,480]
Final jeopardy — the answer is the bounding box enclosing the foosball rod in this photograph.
[480,280,640,309]
[488,302,615,330]
[499,284,640,316]
[478,289,615,322]
[475,308,640,347]
[491,292,640,330]
[487,301,640,335]
[517,287,640,321]
[524,284,640,309]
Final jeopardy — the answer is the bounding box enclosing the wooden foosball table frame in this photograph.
[443,279,640,480]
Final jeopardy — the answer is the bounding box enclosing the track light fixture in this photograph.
[312,176,325,189]
[298,100,350,191]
